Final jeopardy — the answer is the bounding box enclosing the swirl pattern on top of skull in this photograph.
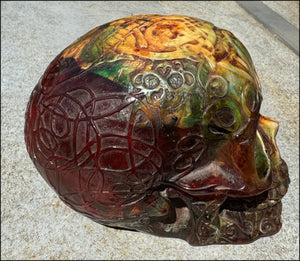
[25,15,289,245]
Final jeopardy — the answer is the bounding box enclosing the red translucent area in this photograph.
[100,150,130,170]
[25,57,164,220]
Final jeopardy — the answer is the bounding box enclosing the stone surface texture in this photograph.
[1,1,299,260]
[263,1,299,29]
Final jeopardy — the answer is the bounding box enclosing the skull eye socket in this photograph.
[208,107,235,135]
[202,99,247,139]
[214,107,235,128]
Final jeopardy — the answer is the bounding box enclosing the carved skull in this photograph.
[25,15,289,245]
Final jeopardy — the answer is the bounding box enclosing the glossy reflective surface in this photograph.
[25,15,289,245]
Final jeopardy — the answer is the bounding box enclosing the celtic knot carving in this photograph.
[131,60,195,109]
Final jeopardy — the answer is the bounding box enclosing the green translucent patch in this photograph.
[81,40,101,63]
[198,60,211,88]
[93,63,123,79]
[181,114,201,127]
[92,61,135,88]
[254,133,270,179]
[79,25,115,64]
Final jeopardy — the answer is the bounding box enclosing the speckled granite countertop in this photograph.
[1,1,299,260]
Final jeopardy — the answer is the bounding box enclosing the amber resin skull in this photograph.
[25,15,289,245]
